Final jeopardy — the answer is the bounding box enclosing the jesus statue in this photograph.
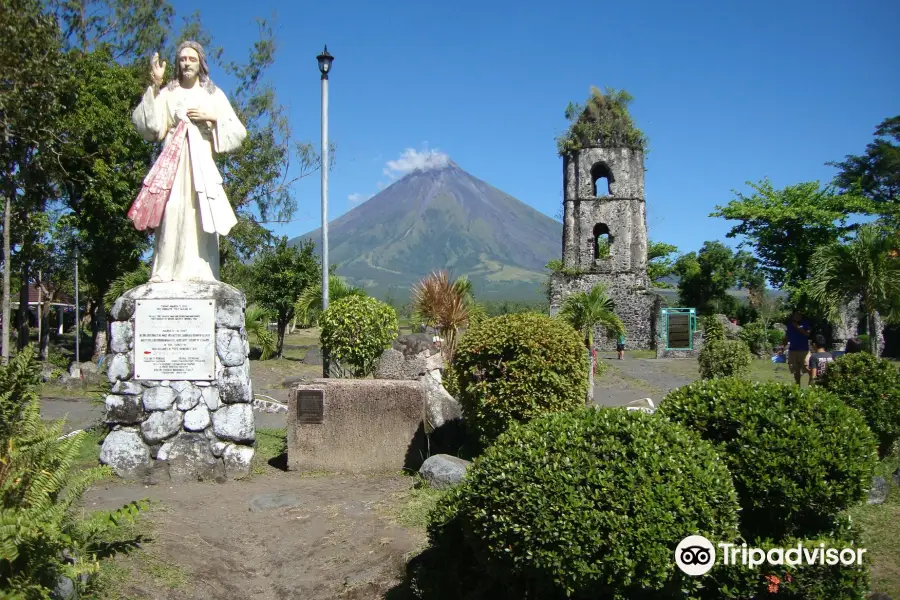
[129,41,247,283]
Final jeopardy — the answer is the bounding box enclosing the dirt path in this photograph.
[85,473,424,600]
[592,352,698,407]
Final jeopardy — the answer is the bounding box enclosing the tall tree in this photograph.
[647,241,678,287]
[0,0,66,362]
[809,224,900,355]
[829,116,900,227]
[674,241,763,315]
[248,237,319,358]
[710,179,870,297]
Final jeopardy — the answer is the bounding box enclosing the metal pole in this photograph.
[36,270,41,352]
[73,247,80,376]
[321,71,329,313]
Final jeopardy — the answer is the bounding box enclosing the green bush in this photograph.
[450,312,588,443]
[738,321,771,356]
[713,516,869,599]
[0,346,145,597]
[319,295,399,377]
[768,328,786,349]
[427,408,740,599]
[698,339,753,379]
[659,378,877,541]
[702,315,726,342]
[820,352,900,458]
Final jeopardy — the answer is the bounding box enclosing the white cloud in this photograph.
[383,148,451,179]
[348,192,366,204]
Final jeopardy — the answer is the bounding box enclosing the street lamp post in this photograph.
[317,45,333,377]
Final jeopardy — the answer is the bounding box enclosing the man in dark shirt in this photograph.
[808,334,834,385]
[780,310,812,385]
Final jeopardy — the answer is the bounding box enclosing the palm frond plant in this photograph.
[558,284,626,351]
[411,270,473,363]
[809,224,900,355]
[244,305,277,360]
[294,276,366,328]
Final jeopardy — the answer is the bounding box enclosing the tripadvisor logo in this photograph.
[675,535,867,576]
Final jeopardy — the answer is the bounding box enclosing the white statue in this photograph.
[129,41,247,283]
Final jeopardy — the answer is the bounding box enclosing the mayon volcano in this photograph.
[289,160,562,301]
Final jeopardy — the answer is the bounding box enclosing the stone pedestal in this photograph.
[99,281,255,482]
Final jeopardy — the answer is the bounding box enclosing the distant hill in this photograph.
[290,161,562,301]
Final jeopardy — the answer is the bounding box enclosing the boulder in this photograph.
[211,403,255,443]
[868,476,889,505]
[157,432,221,483]
[420,371,462,431]
[140,409,182,444]
[393,333,440,359]
[99,428,151,477]
[714,314,742,340]
[419,454,471,489]
[223,444,254,478]
[105,394,144,425]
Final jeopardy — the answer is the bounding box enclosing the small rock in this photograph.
[110,321,134,353]
[140,409,182,444]
[105,394,143,425]
[223,444,254,478]
[216,297,244,329]
[143,386,176,411]
[419,454,471,489]
[176,384,201,411]
[868,476,889,505]
[107,353,132,382]
[99,428,151,477]
[217,328,246,367]
[211,403,255,443]
[201,386,220,411]
[112,380,143,395]
[249,492,302,512]
[110,296,136,321]
[184,404,211,431]
[51,575,75,600]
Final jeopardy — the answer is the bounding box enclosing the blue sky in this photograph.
[170,0,899,255]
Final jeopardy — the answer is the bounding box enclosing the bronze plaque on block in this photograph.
[296,389,325,424]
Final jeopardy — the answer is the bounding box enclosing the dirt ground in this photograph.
[82,473,425,600]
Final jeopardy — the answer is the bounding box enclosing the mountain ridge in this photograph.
[289,161,562,300]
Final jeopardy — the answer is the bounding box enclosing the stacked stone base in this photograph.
[99,281,256,483]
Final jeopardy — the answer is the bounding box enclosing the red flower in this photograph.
[765,574,781,593]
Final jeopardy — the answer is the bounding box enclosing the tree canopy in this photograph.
[556,87,648,156]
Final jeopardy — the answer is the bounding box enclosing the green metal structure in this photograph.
[661,308,697,350]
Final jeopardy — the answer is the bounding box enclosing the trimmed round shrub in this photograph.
[319,295,398,377]
[451,312,588,443]
[738,321,771,357]
[820,352,900,458]
[698,338,752,379]
[428,408,741,599]
[659,378,878,541]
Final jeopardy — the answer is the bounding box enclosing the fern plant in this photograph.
[0,346,146,598]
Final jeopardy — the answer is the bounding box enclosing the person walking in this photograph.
[616,333,626,360]
[780,310,812,385]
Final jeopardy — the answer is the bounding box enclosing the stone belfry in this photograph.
[549,89,656,350]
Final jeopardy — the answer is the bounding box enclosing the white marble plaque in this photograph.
[134,299,216,381]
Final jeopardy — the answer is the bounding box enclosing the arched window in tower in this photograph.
[590,162,615,197]
[593,223,611,259]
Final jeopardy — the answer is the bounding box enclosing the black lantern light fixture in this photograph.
[317,45,334,79]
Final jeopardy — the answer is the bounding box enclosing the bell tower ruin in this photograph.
[549,89,657,350]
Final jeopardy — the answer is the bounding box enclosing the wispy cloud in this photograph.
[383,147,451,180]
[348,192,367,205]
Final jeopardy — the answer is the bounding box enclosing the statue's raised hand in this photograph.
[150,52,166,87]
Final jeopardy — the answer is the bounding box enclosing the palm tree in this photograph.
[244,305,277,360]
[558,284,625,403]
[294,275,366,328]
[411,270,474,363]
[809,224,900,355]
[558,284,626,351]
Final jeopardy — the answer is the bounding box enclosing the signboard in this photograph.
[134,299,216,381]
[667,313,692,349]
[296,389,324,424]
